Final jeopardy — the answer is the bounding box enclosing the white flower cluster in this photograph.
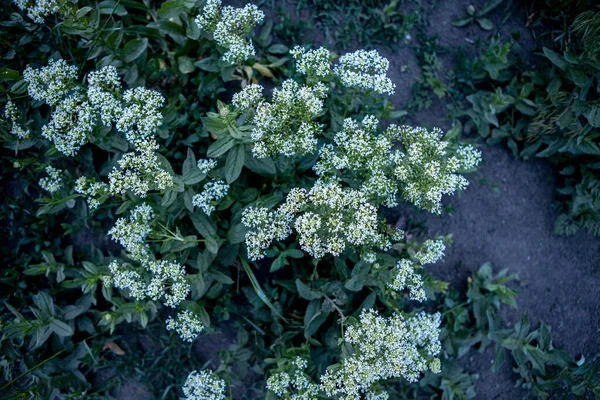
[294,180,389,259]
[290,46,332,78]
[41,94,95,156]
[116,87,165,148]
[195,0,264,64]
[166,310,206,342]
[108,261,146,300]
[22,61,171,190]
[234,80,326,158]
[392,126,481,214]
[242,180,390,260]
[108,205,192,331]
[13,0,65,24]
[74,176,109,210]
[4,101,30,139]
[313,115,398,207]
[388,259,426,302]
[87,66,122,126]
[108,139,173,198]
[314,116,481,213]
[39,165,63,193]
[145,260,190,308]
[109,259,191,313]
[266,357,320,400]
[108,203,155,263]
[231,83,263,111]
[182,369,226,400]
[197,158,217,174]
[320,309,442,400]
[23,59,77,106]
[109,259,190,307]
[414,239,445,265]
[192,180,229,215]
[242,206,294,261]
[334,50,395,95]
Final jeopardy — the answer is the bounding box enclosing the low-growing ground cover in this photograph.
[1,0,599,399]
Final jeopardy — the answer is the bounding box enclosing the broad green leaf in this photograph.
[50,319,74,337]
[178,56,195,74]
[123,38,148,63]
[543,47,567,70]
[207,135,235,158]
[224,144,245,183]
[476,17,494,30]
[296,279,323,301]
[267,44,289,54]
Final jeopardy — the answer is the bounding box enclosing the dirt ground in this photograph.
[113,1,600,398]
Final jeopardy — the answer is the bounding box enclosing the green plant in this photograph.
[456,16,600,237]
[452,0,504,31]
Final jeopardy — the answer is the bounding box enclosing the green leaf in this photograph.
[98,0,128,16]
[304,300,328,339]
[476,17,494,31]
[50,319,74,337]
[161,189,178,207]
[479,0,504,15]
[178,56,195,74]
[543,47,567,70]
[195,57,221,72]
[123,38,148,63]
[295,279,323,300]
[244,153,276,175]
[207,135,235,158]
[0,68,21,81]
[157,0,195,19]
[267,44,289,54]
[285,249,304,259]
[188,211,217,237]
[224,144,245,183]
[10,79,28,94]
[452,16,473,27]
[241,258,288,322]
[210,270,234,285]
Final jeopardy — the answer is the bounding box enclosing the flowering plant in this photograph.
[0,1,482,399]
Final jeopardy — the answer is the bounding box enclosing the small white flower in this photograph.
[192,180,229,215]
[334,50,395,95]
[13,0,66,23]
[197,158,218,174]
[266,357,320,399]
[388,259,426,302]
[23,59,78,106]
[239,79,326,158]
[75,176,109,210]
[116,87,165,149]
[87,66,122,126]
[320,309,441,398]
[415,239,445,265]
[108,139,173,198]
[108,203,155,263]
[290,46,332,78]
[166,310,205,342]
[195,0,264,64]
[4,101,31,139]
[39,165,63,193]
[41,94,95,156]
[146,260,190,308]
[182,369,226,400]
